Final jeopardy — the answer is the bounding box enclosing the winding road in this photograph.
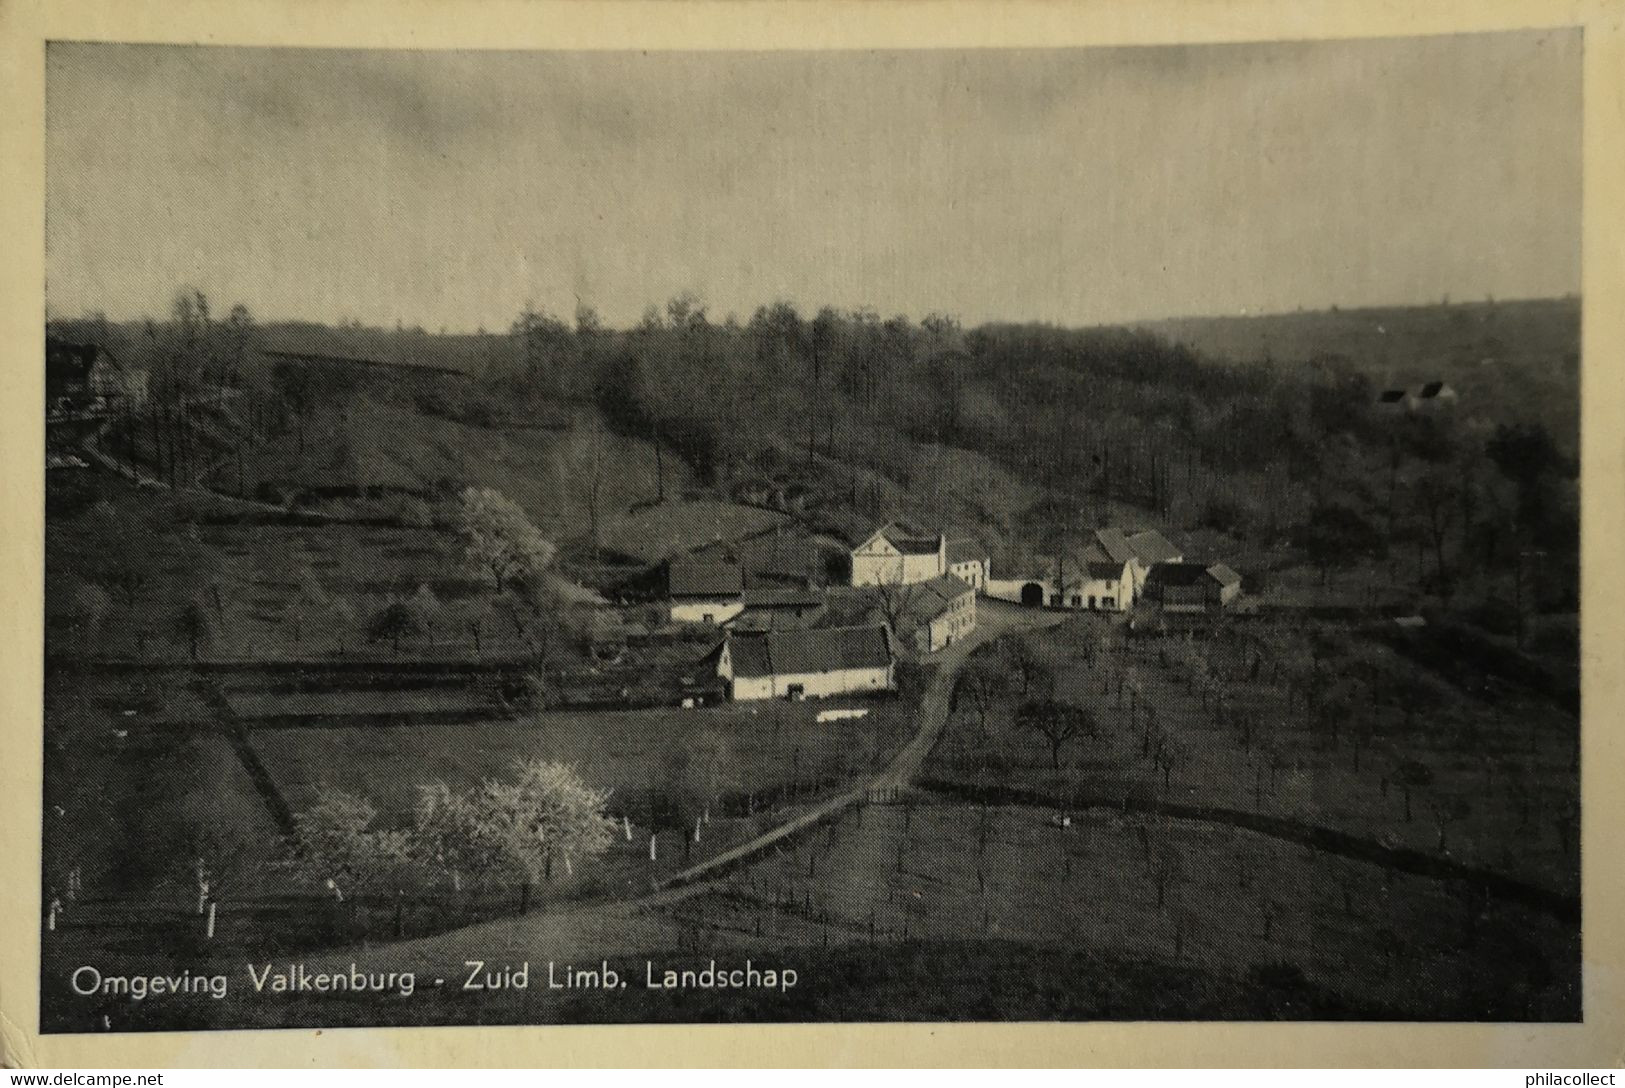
[646,600,1065,894]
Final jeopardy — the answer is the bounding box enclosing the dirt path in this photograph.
[648,600,1063,892]
[318,600,1067,966]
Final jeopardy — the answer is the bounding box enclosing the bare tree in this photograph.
[1015,700,1095,770]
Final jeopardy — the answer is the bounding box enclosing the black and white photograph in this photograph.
[36,29,1585,1034]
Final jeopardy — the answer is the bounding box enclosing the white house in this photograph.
[667,559,745,625]
[851,521,947,586]
[946,538,989,591]
[985,556,1135,612]
[714,625,896,701]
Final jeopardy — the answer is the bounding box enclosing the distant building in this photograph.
[714,625,896,701]
[851,521,947,586]
[1146,562,1243,614]
[667,559,745,625]
[1377,383,1458,414]
[46,339,145,416]
[895,573,977,654]
[946,538,989,591]
[1412,381,1459,411]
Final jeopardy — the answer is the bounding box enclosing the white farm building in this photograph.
[850,522,948,587]
[713,625,896,701]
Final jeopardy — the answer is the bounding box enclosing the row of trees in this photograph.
[290,759,616,917]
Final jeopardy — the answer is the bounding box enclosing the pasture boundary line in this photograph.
[648,611,1059,895]
[915,778,1579,923]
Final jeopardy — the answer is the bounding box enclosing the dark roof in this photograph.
[1149,561,1239,590]
[901,574,974,623]
[726,625,893,678]
[1126,529,1181,565]
[1084,561,1130,581]
[726,605,822,633]
[1417,381,1453,398]
[868,521,941,556]
[255,328,469,378]
[743,587,824,609]
[1149,562,1218,589]
[46,339,101,387]
[946,538,986,564]
[1378,389,1407,403]
[1093,528,1137,564]
[668,560,744,598]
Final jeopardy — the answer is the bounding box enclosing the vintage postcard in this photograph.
[3,0,1623,1070]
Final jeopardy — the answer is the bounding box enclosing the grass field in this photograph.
[601,500,790,565]
[251,699,914,823]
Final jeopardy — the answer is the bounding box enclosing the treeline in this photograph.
[54,289,1581,622]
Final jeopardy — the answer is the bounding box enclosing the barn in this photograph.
[1147,562,1243,613]
[714,625,896,701]
[667,560,746,625]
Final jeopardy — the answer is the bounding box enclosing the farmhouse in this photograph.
[946,538,989,591]
[667,560,745,625]
[1146,562,1243,614]
[894,573,977,654]
[850,521,947,586]
[714,625,896,701]
[46,339,146,416]
[986,553,1135,612]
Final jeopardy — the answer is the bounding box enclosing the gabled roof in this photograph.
[743,586,824,609]
[726,625,893,678]
[1092,528,1137,564]
[946,538,987,564]
[1084,560,1131,582]
[1149,561,1218,588]
[1150,561,1240,590]
[901,573,974,623]
[1417,381,1454,398]
[668,559,744,599]
[1126,529,1181,565]
[864,520,942,556]
[725,605,822,633]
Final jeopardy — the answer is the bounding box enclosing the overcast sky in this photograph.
[46,32,1582,331]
